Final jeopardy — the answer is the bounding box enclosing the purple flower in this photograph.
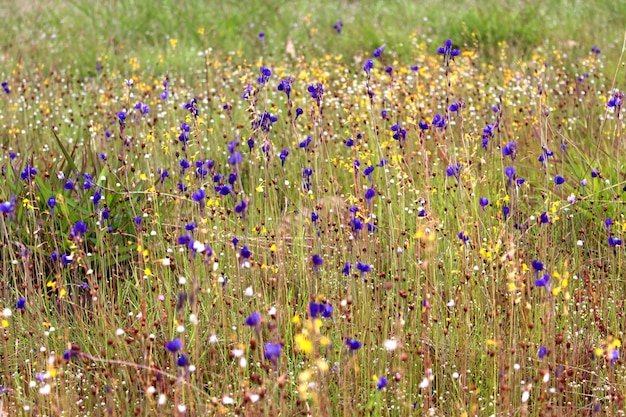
[179,122,190,143]
[356,262,372,274]
[252,112,278,132]
[178,235,191,246]
[245,312,261,327]
[61,253,73,265]
[241,84,252,99]
[217,185,232,196]
[373,45,385,58]
[1,81,10,94]
[538,345,548,359]
[479,197,489,209]
[20,165,37,181]
[117,111,127,129]
[184,98,198,117]
[432,113,446,129]
[312,254,324,270]
[176,354,189,367]
[299,136,312,150]
[70,221,87,240]
[160,170,169,184]
[607,91,623,110]
[234,200,247,218]
[63,349,80,361]
[540,212,549,224]
[446,162,462,179]
[504,166,516,184]
[351,218,363,235]
[295,107,304,120]
[91,190,102,209]
[277,78,292,99]
[531,260,544,272]
[377,376,388,390]
[180,159,190,174]
[418,121,429,131]
[390,124,407,142]
[257,66,272,85]
[365,188,376,203]
[279,148,289,167]
[0,196,16,214]
[448,101,461,113]
[363,59,374,74]
[502,142,517,160]
[346,338,362,351]
[165,338,183,353]
[606,218,613,230]
[554,175,565,186]
[240,246,251,259]
[342,262,352,275]
[192,189,205,205]
[609,236,622,247]
[333,20,343,34]
[307,83,324,102]
[534,273,550,288]
[437,39,461,65]
[63,178,75,191]
[310,302,333,319]
[265,342,283,362]
[16,298,26,310]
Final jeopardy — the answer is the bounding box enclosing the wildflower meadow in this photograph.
[1,0,626,415]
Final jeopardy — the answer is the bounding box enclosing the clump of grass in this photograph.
[1,2,626,416]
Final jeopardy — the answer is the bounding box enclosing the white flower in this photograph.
[383,339,399,351]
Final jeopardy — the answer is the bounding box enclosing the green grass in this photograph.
[2,0,625,74]
[0,0,626,416]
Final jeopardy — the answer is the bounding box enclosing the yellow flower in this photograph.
[295,334,313,355]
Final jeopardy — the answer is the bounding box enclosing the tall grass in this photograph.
[0,1,625,416]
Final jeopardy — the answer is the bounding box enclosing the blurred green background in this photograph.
[2,0,624,74]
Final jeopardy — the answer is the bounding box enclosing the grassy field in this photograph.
[1,0,626,416]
